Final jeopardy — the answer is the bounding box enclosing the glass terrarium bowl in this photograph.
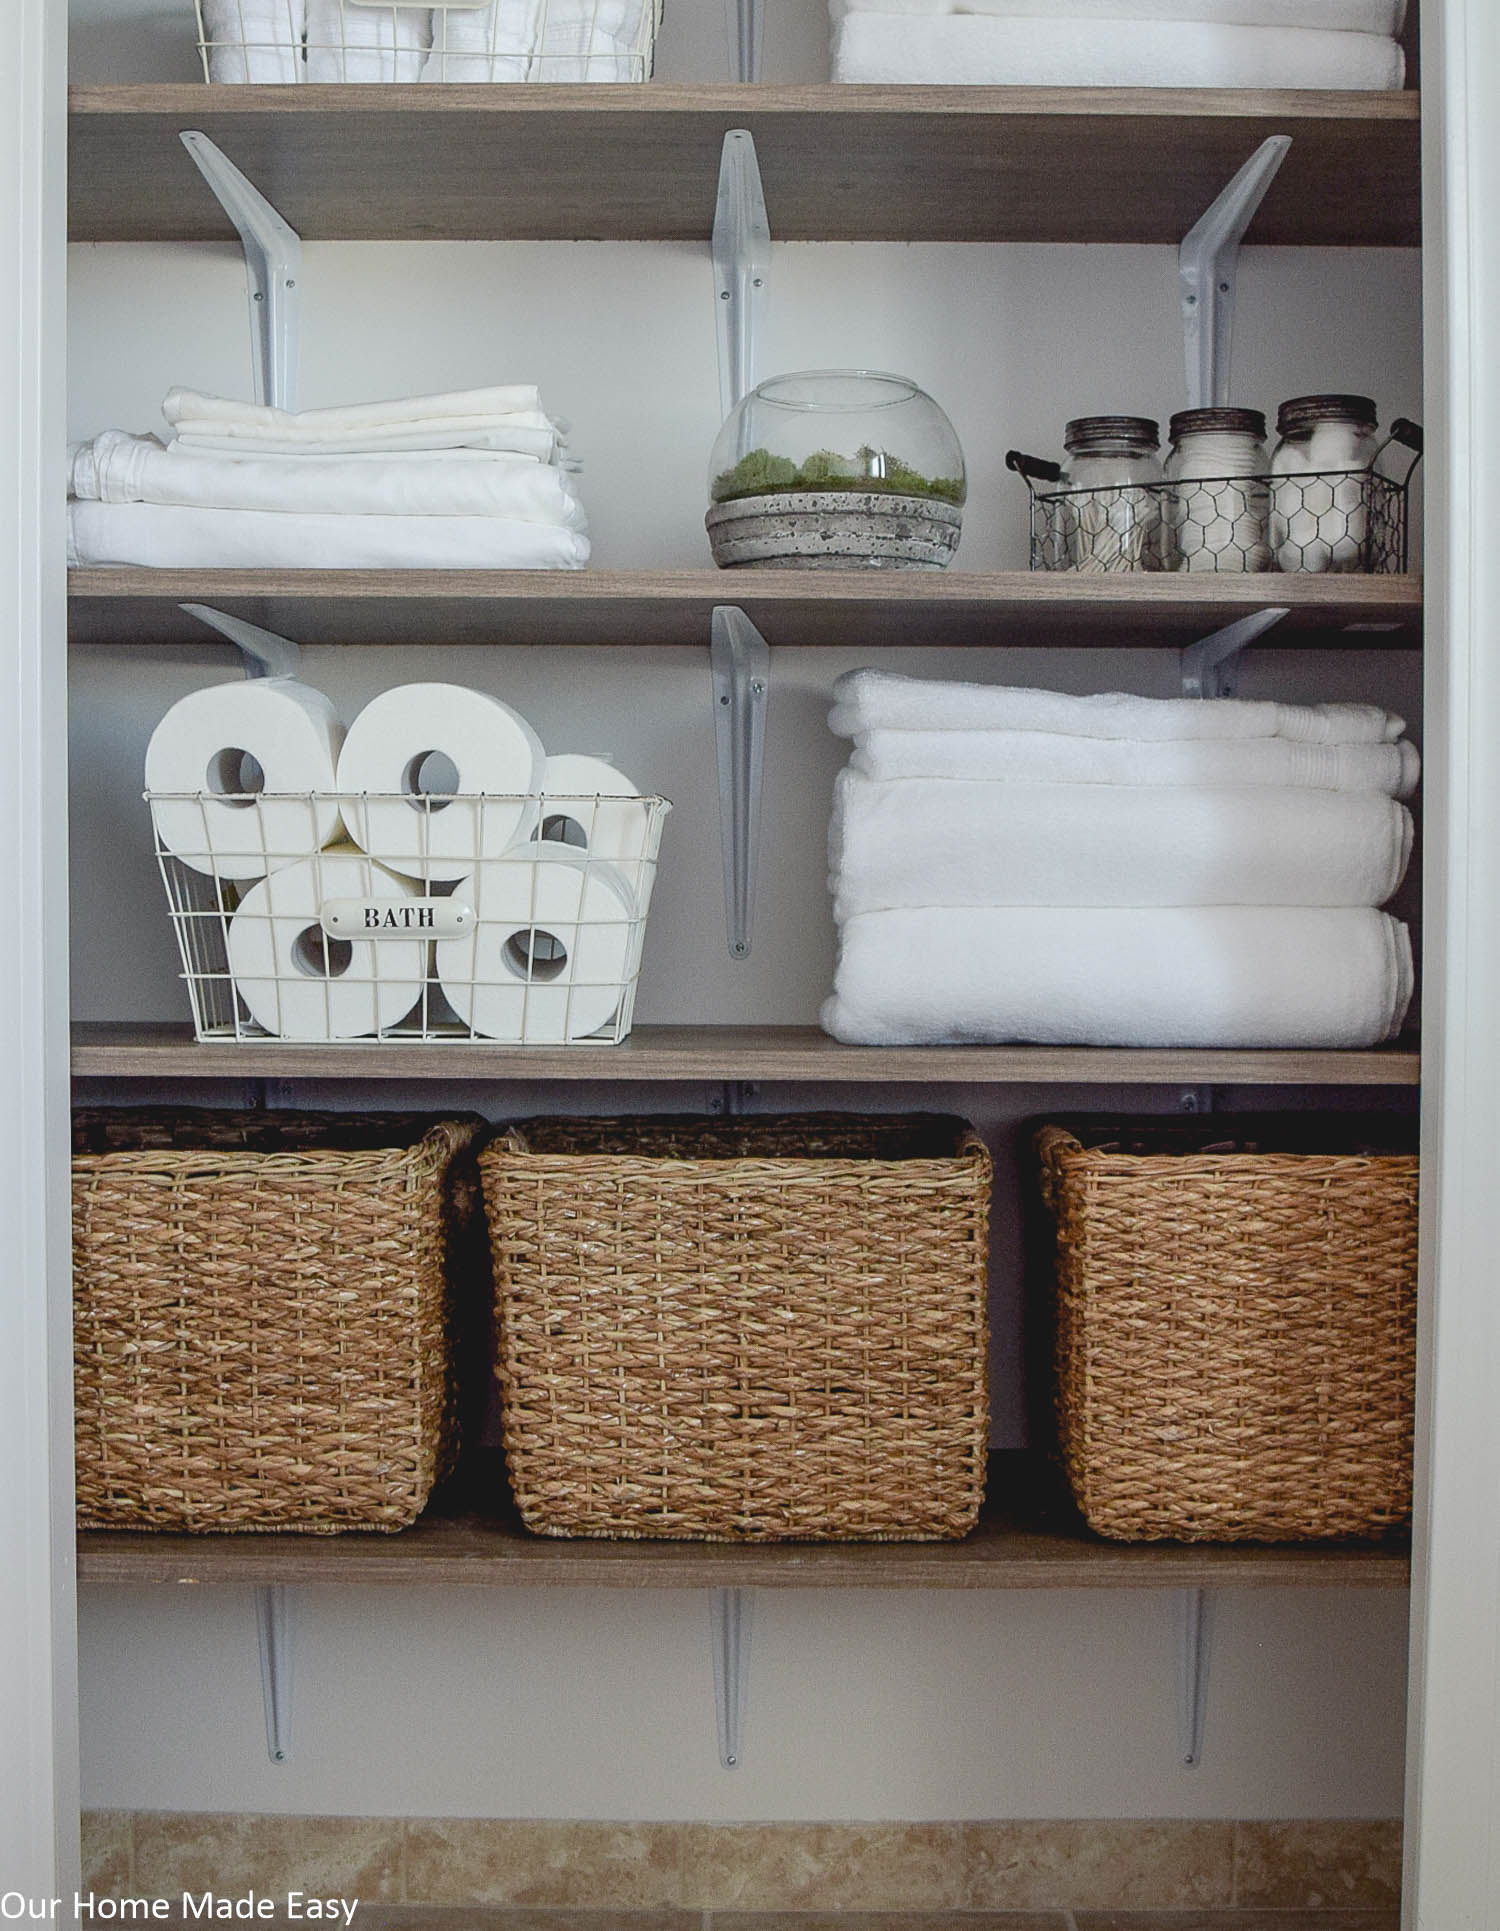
[706,370,967,570]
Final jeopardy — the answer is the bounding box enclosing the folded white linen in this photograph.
[162,384,545,434]
[173,423,565,460]
[201,0,306,80]
[830,16,1405,87]
[304,0,433,78]
[829,773,1413,915]
[848,727,1421,798]
[532,0,653,77]
[829,670,1404,745]
[68,501,590,570]
[70,431,588,528]
[822,905,1414,1047]
[829,0,1404,31]
[424,0,542,79]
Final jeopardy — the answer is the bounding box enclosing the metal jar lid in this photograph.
[1276,393,1379,436]
[1168,407,1268,443]
[1064,414,1160,453]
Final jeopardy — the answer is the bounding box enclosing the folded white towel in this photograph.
[822,905,1414,1048]
[532,0,653,77]
[829,772,1413,916]
[423,0,543,79]
[848,727,1421,798]
[68,501,590,570]
[70,431,588,528]
[173,423,565,460]
[304,0,433,79]
[830,0,1404,31]
[830,671,1405,745]
[830,16,1405,87]
[201,0,306,80]
[162,384,545,435]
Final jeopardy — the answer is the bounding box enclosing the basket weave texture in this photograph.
[1037,1121,1418,1543]
[479,1115,992,1541]
[72,1111,479,1533]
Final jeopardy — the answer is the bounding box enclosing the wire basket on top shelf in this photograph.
[147,788,670,1045]
[193,0,661,83]
[1006,418,1423,575]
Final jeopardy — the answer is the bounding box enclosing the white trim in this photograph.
[0,0,80,1895]
[1405,0,1500,1923]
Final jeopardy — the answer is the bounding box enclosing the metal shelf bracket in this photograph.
[712,130,770,430]
[725,0,765,81]
[1180,136,1291,409]
[1175,1587,1213,1768]
[710,1586,753,1769]
[255,1585,294,1765]
[1180,606,1289,699]
[711,605,770,960]
[179,602,304,683]
[181,130,303,412]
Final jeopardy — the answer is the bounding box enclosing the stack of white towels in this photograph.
[147,675,656,1041]
[201,0,654,82]
[68,385,589,571]
[829,0,1407,89]
[822,669,1417,1049]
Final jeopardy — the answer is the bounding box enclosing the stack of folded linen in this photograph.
[425,0,656,80]
[822,668,1418,1048]
[829,0,1406,89]
[67,385,589,570]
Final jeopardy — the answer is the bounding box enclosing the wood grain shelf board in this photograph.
[71,1022,1421,1086]
[67,568,1424,651]
[68,84,1421,247]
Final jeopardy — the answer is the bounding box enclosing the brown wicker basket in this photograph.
[479,1115,992,1541]
[72,1110,481,1533]
[1036,1118,1418,1543]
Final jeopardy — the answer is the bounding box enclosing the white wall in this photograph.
[68,0,1422,1823]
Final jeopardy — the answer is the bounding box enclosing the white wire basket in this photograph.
[193,0,662,83]
[148,790,670,1045]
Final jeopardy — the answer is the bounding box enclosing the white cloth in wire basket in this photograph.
[194,0,661,82]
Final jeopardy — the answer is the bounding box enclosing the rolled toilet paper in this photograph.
[337,682,544,883]
[227,845,428,1039]
[538,753,654,881]
[145,677,345,881]
[435,848,637,1042]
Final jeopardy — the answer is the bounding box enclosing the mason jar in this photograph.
[1164,407,1271,572]
[1058,415,1163,572]
[1270,393,1379,573]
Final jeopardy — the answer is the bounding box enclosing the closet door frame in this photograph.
[0,0,81,1898]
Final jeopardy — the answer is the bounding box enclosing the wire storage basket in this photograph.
[193,0,662,82]
[1007,418,1423,575]
[147,789,670,1045]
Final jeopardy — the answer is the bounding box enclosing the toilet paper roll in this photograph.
[145,677,345,881]
[539,753,653,877]
[436,848,636,1042]
[337,682,544,882]
[227,845,427,1039]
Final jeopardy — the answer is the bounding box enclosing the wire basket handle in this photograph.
[1005,449,1064,492]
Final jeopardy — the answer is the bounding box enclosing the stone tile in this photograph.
[402,1823,683,1909]
[1233,1821,1403,1909]
[1075,1914,1400,1930]
[963,1822,1236,1911]
[709,1915,1069,1929]
[132,1813,402,1903]
[677,1824,967,1912]
[79,1811,133,1898]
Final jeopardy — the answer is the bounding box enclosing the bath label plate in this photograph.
[320,898,475,939]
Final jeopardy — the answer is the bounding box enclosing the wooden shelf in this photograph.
[71,1021,1420,1086]
[68,83,1420,247]
[67,567,1423,652]
[75,1453,1410,1590]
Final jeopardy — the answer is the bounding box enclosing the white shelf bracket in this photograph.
[1179,136,1291,409]
[725,0,765,81]
[710,1586,753,1769]
[255,1585,294,1765]
[179,602,304,683]
[712,130,770,430]
[1174,1587,1213,1768]
[180,129,303,412]
[1180,606,1289,700]
[711,605,770,961]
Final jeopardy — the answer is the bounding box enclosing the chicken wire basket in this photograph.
[147,790,670,1044]
[1006,419,1422,575]
[193,0,662,83]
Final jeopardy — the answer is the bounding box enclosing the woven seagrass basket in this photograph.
[72,1110,481,1533]
[1036,1119,1418,1543]
[479,1115,992,1541]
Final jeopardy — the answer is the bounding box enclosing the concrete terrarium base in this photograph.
[706,489,964,570]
